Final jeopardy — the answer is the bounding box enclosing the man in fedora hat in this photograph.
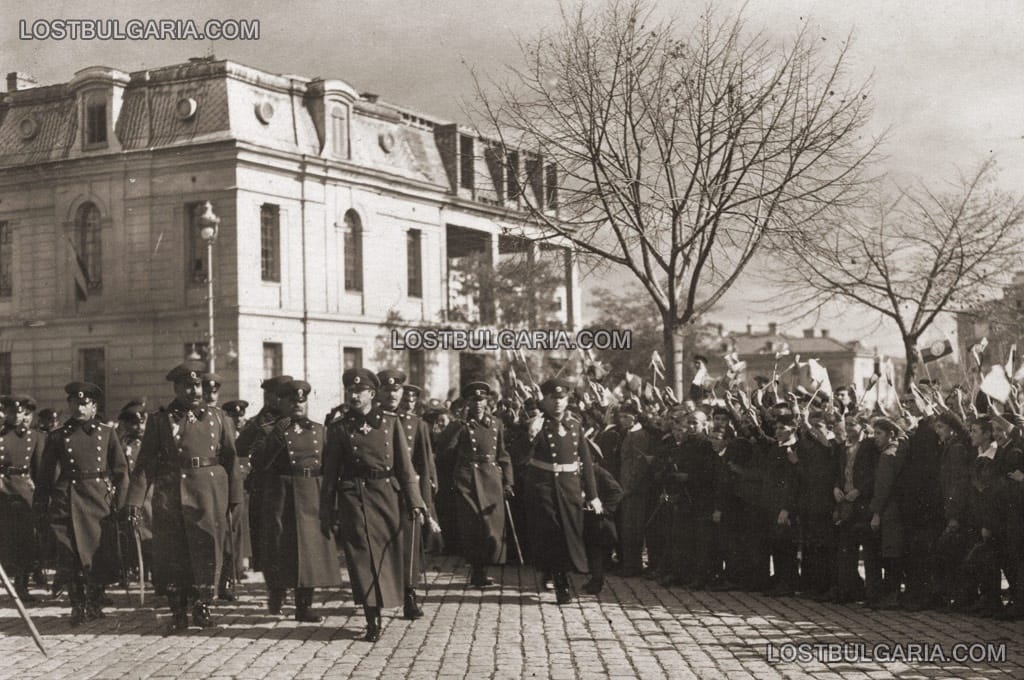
[34,382,129,624]
[126,361,242,632]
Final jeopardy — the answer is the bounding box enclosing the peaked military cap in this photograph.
[37,408,59,422]
[540,378,573,398]
[260,375,294,392]
[377,369,407,389]
[402,384,423,396]
[10,394,37,412]
[222,400,249,417]
[118,400,147,422]
[278,379,312,402]
[165,360,207,384]
[462,381,492,401]
[202,372,223,388]
[343,368,379,391]
[65,381,103,401]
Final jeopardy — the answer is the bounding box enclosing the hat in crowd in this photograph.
[202,372,223,389]
[37,407,59,423]
[222,400,249,417]
[618,401,640,416]
[165,360,207,385]
[260,375,294,393]
[343,368,380,391]
[462,381,492,401]
[118,400,147,422]
[278,379,311,402]
[540,378,573,398]
[8,394,37,412]
[377,369,407,389]
[403,384,423,397]
[65,381,103,401]
[523,397,540,412]
[693,354,709,365]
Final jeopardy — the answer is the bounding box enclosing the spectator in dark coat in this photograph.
[583,454,624,594]
[869,418,907,610]
[829,414,879,603]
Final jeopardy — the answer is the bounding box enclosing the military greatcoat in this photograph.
[127,402,241,591]
[0,424,45,573]
[321,407,425,608]
[34,419,128,583]
[252,416,341,589]
[396,410,439,580]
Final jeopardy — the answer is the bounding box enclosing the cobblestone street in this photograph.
[0,556,1020,679]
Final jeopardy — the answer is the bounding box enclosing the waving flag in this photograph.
[919,339,953,363]
[807,359,833,395]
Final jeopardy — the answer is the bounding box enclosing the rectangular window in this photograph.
[344,223,363,292]
[545,163,559,209]
[0,352,10,394]
[485,145,504,203]
[86,102,107,145]
[260,204,281,282]
[407,229,423,298]
[459,135,475,190]
[185,202,207,283]
[262,343,283,379]
[79,347,106,413]
[408,349,425,389]
[331,105,349,158]
[0,221,11,298]
[343,347,362,371]
[506,151,520,200]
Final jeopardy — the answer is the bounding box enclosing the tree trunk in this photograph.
[663,317,685,400]
[903,337,920,392]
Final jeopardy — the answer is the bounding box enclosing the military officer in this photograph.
[250,379,341,621]
[237,375,293,574]
[0,396,46,602]
[378,368,436,619]
[524,378,601,604]
[34,382,129,625]
[117,401,152,585]
[126,361,242,632]
[441,382,514,587]
[402,383,443,556]
[35,408,60,434]
[321,368,426,642]
[223,400,249,433]
[202,372,222,408]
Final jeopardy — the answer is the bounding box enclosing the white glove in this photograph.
[589,497,604,515]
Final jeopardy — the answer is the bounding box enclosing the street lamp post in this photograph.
[197,201,221,372]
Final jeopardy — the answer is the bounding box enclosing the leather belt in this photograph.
[1,466,30,476]
[529,459,579,473]
[67,471,109,481]
[346,469,394,481]
[181,456,220,469]
[289,468,322,478]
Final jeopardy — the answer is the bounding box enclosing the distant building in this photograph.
[0,58,581,417]
[956,271,1024,373]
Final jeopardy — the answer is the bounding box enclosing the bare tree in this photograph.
[774,159,1024,388]
[473,0,876,394]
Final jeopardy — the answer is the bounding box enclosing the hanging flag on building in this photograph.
[919,339,953,363]
[66,236,89,302]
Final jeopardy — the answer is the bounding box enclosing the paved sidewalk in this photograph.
[0,556,1021,679]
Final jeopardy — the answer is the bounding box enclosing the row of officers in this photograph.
[0,362,604,642]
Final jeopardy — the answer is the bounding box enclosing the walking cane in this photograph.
[408,517,417,590]
[504,499,525,565]
[133,525,146,606]
[0,561,46,655]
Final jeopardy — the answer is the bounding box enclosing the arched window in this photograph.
[76,202,102,290]
[343,209,363,292]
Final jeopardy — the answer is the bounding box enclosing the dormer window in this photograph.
[84,94,107,148]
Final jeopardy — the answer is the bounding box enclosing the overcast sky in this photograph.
[4,0,1022,355]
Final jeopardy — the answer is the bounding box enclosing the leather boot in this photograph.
[294,588,323,623]
[165,590,190,633]
[15,574,37,603]
[470,566,494,588]
[217,577,237,602]
[85,585,106,620]
[363,606,382,642]
[403,587,423,620]
[554,572,573,605]
[69,582,87,627]
[268,588,285,615]
[192,600,216,628]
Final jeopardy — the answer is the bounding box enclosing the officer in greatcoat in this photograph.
[320,368,426,642]
[236,375,292,574]
[34,382,129,625]
[117,401,152,585]
[250,379,340,622]
[524,378,601,605]
[401,383,443,556]
[0,396,46,602]
[126,361,242,632]
[441,382,514,587]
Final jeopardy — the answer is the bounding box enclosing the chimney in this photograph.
[803,328,814,339]
[746,324,752,335]
[820,329,829,338]
[361,92,379,103]
[6,71,37,92]
[768,322,778,335]
[717,323,724,335]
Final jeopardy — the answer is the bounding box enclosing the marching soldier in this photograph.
[524,379,601,605]
[441,382,514,587]
[34,382,129,625]
[35,408,60,434]
[117,401,152,585]
[0,396,46,602]
[250,379,340,621]
[236,375,292,574]
[200,371,242,601]
[126,361,242,632]
[321,368,426,642]
[223,400,249,433]
[403,383,444,555]
[377,369,436,618]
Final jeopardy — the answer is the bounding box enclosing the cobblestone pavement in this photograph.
[0,556,1021,679]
